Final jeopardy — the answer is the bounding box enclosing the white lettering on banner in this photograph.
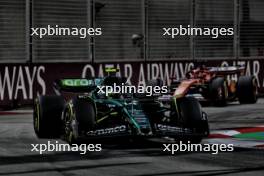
[246,62,251,76]
[81,62,195,86]
[0,66,46,101]
[0,67,16,100]
[253,61,260,86]
[37,66,46,96]
[124,64,132,84]
[151,64,159,80]
[98,64,104,78]
[14,67,27,99]
[82,64,95,78]
[25,67,37,99]
[116,64,121,77]
[160,63,169,85]
[138,64,145,86]
[80,61,262,93]
[0,61,262,103]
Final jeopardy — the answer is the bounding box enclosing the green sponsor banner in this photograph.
[62,79,92,87]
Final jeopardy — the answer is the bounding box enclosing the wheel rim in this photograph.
[217,87,223,100]
[64,105,78,144]
[64,107,72,143]
[217,82,228,101]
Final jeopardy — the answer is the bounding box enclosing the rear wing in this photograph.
[54,79,97,93]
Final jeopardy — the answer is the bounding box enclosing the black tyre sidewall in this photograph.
[33,96,65,138]
[73,97,96,133]
[176,97,209,143]
[178,97,203,127]
[237,76,258,104]
[209,77,227,106]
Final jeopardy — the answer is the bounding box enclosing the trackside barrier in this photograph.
[0,59,263,107]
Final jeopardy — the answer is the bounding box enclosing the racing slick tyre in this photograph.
[237,76,258,104]
[33,96,65,138]
[209,77,228,106]
[176,97,209,144]
[63,97,96,144]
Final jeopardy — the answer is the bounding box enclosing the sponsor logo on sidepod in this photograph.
[157,124,191,133]
[87,125,126,136]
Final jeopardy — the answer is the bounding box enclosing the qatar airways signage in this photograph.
[0,59,263,105]
[0,66,45,102]
[81,62,195,86]
[81,60,262,87]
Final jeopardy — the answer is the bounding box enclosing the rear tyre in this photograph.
[33,96,65,138]
[209,77,228,106]
[64,97,96,144]
[175,97,209,144]
[237,76,258,104]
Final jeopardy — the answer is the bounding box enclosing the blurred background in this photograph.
[0,0,264,63]
[0,0,264,106]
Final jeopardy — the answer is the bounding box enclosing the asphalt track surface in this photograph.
[0,99,264,176]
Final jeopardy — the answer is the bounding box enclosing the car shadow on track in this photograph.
[0,138,185,166]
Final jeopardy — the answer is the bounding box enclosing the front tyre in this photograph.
[33,96,65,138]
[63,97,96,144]
[175,97,209,144]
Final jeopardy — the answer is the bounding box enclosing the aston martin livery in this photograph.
[33,69,209,144]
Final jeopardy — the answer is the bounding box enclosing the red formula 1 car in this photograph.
[171,66,258,106]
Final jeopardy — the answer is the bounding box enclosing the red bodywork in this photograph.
[173,66,245,98]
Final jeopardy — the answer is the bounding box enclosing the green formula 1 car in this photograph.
[33,69,209,144]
